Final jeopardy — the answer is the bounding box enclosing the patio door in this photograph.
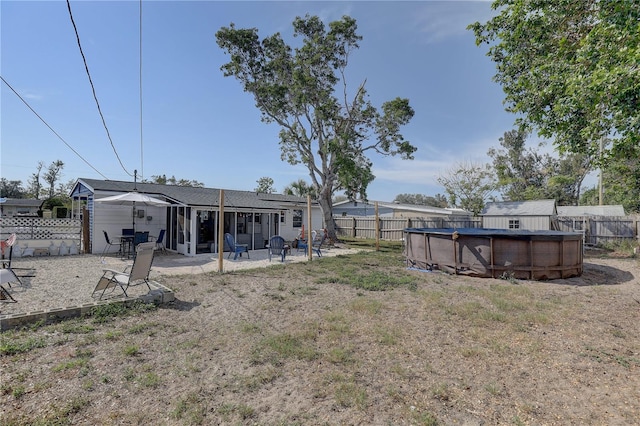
[167,205,192,255]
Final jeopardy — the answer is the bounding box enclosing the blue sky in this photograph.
[2,0,549,201]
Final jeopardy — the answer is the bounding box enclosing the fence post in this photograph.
[82,206,90,254]
[351,217,356,238]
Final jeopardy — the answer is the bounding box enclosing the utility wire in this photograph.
[139,0,144,180]
[0,75,109,180]
[66,0,132,177]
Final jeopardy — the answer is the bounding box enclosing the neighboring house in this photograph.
[0,198,43,217]
[332,199,471,218]
[557,205,626,217]
[70,178,322,256]
[481,199,558,231]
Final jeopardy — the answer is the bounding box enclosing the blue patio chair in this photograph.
[151,229,166,254]
[224,233,249,260]
[298,232,325,257]
[297,230,317,253]
[268,235,287,262]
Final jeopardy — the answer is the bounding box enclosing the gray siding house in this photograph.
[70,178,322,256]
[481,199,558,231]
[0,198,43,217]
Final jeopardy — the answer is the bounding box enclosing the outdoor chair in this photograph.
[1,233,35,285]
[268,235,287,262]
[0,269,19,302]
[297,230,317,253]
[134,231,149,248]
[151,229,166,254]
[101,230,121,259]
[224,233,249,260]
[92,242,155,299]
[299,233,325,257]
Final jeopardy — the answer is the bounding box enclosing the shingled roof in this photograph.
[74,178,311,210]
[481,199,557,216]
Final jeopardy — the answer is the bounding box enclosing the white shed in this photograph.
[481,199,558,231]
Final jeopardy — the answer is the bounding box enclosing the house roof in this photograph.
[557,205,626,217]
[73,178,312,210]
[0,198,43,208]
[482,199,557,216]
[333,199,471,216]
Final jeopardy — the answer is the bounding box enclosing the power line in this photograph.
[139,0,144,180]
[0,75,109,180]
[66,0,132,177]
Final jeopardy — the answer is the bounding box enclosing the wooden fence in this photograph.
[556,216,639,246]
[334,215,638,245]
[333,216,482,241]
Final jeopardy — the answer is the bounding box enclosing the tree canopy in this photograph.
[437,161,497,216]
[393,193,448,208]
[488,130,591,205]
[469,0,640,164]
[255,177,276,194]
[216,15,416,238]
[148,175,204,187]
[283,179,317,199]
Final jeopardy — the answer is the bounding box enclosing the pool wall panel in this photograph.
[404,228,583,280]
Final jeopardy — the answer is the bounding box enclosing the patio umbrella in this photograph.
[95,191,170,233]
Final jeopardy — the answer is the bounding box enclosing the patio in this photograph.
[0,245,361,329]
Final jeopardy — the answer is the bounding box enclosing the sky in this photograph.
[1,0,580,201]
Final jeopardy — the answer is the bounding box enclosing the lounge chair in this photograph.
[1,233,35,285]
[92,242,155,299]
[224,233,249,260]
[268,235,287,262]
[0,269,19,302]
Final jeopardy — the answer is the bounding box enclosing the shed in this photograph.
[481,199,558,231]
[70,178,322,256]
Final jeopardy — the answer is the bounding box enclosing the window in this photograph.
[293,209,303,228]
[508,219,520,229]
[280,210,286,223]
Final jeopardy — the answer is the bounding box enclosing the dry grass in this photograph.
[1,240,639,425]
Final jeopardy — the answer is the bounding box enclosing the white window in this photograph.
[508,219,520,229]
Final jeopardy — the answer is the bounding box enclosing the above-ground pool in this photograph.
[404,228,583,280]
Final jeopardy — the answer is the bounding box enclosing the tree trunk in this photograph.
[317,195,338,243]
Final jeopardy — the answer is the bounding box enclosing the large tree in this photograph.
[488,129,592,205]
[216,15,416,239]
[27,161,45,199]
[43,160,64,199]
[0,178,26,198]
[437,161,497,215]
[469,1,640,164]
[255,177,276,194]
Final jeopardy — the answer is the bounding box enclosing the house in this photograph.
[70,178,322,256]
[0,198,43,217]
[481,199,558,231]
[332,199,471,218]
[557,205,626,217]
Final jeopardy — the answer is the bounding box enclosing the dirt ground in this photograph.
[1,248,639,425]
